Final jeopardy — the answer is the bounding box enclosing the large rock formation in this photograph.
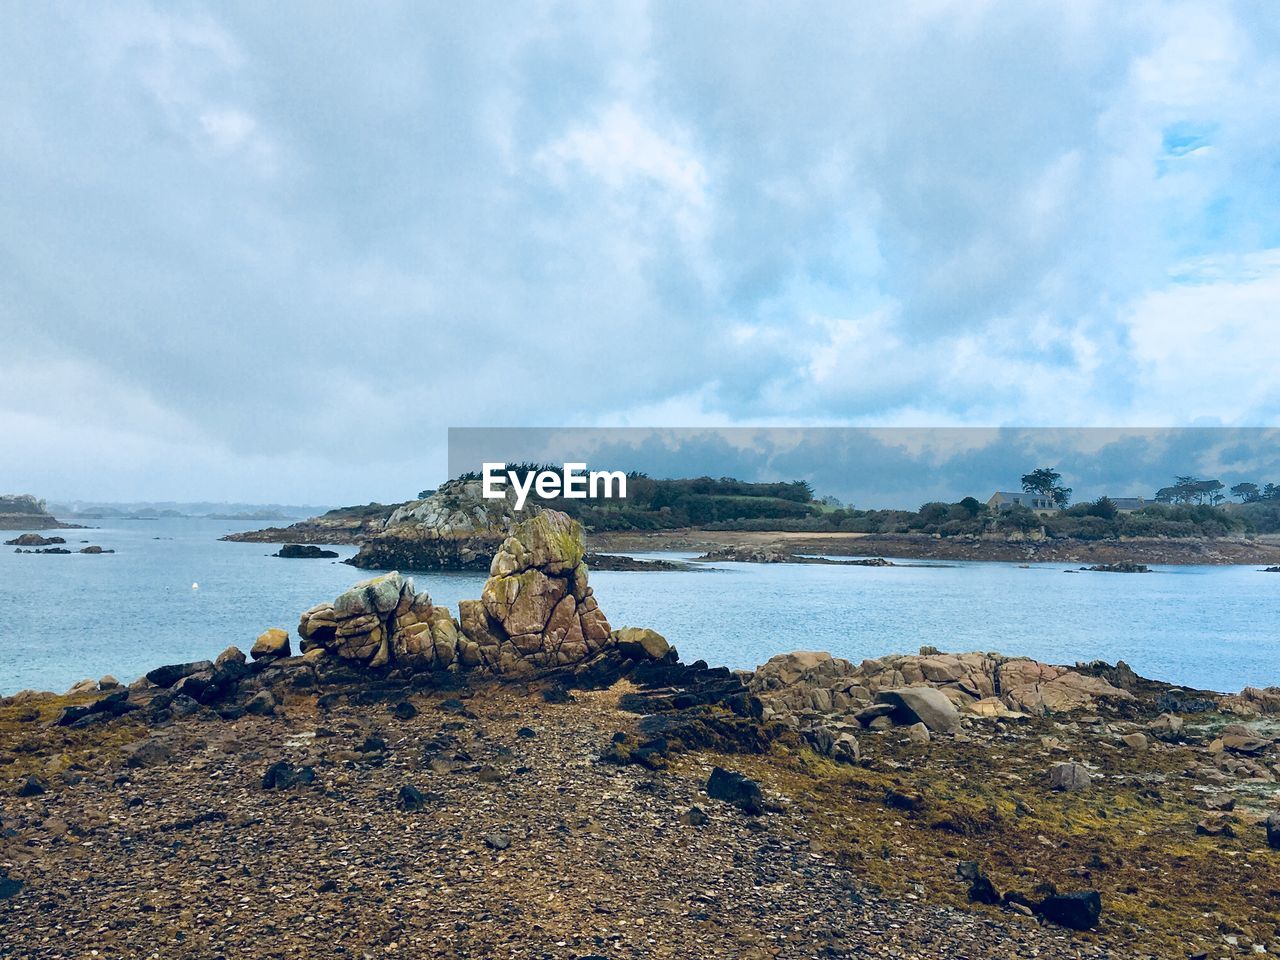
[298,510,612,677]
[345,478,536,571]
[750,649,1135,730]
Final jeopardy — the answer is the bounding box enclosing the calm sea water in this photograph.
[2,518,1279,695]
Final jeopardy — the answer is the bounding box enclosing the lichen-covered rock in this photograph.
[749,648,1133,729]
[295,511,614,678]
[346,478,536,571]
[465,511,613,676]
[250,628,290,661]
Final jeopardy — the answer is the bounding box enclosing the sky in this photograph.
[2,1,1279,505]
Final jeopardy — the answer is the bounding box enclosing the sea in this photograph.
[2,517,1279,695]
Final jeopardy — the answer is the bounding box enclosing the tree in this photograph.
[1231,482,1260,503]
[1021,467,1072,507]
[1088,496,1118,520]
[958,496,984,517]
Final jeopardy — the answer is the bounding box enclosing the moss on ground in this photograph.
[682,715,1280,956]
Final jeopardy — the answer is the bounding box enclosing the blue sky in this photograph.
[2,2,1279,503]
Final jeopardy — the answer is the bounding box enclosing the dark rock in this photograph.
[274,544,340,559]
[883,788,925,812]
[398,784,429,812]
[243,691,276,716]
[1264,812,1280,849]
[261,762,315,790]
[1036,890,1102,930]
[4,534,65,546]
[0,869,22,900]
[358,736,387,754]
[168,694,201,719]
[391,700,418,720]
[968,873,1001,905]
[705,766,765,815]
[146,661,214,689]
[517,726,537,739]
[541,686,574,704]
[53,704,92,726]
[317,879,338,893]
[16,775,47,797]
[1082,562,1150,573]
[78,545,114,554]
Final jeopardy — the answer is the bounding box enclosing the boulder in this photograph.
[274,544,339,559]
[1036,890,1101,930]
[294,511,614,678]
[251,628,291,661]
[1266,812,1280,850]
[1048,761,1092,792]
[875,688,960,733]
[145,661,214,689]
[614,627,671,662]
[705,766,765,815]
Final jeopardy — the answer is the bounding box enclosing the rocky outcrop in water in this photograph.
[273,544,339,559]
[299,511,614,677]
[345,479,536,571]
[4,534,65,546]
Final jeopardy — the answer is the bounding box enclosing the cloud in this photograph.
[1,2,1278,502]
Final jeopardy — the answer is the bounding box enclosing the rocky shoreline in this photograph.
[6,511,1280,957]
[596,528,1280,566]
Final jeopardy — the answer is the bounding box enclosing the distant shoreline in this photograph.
[591,528,1280,566]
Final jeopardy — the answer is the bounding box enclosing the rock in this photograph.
[613,627,672,662]
[251,628,291,661]
[398,784,428,812]
[706,766,765,815]
[391,700,418,720]
[680,806,709,826]
[517,726,536,739]
[66,678,98,696]
[78,545,114,554]
[346,478,531,572]
[904,721,931,744]
[98,675,121,691]
[1036,890,1102,930]
[1148,712,1184,740]
[875,688,960,733]
[1196,816,1235,837]
[1221,734,1269,755]
[15,775,46,797]
[1121,732,1148,751]
[274,544,340,559]
[244,691,276,716]
[968,873,1001,905]
[145,661,213,689]
[123,737,173,768]
[1082,562,1150,573]
[1265,812,1280,849]
[4,533,64,546]
[483,833,510,850]
[261,762,315,790]
[215,645,246,668]
[1047,762,1092,792]
[0,868,22,900]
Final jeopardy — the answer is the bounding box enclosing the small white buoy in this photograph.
[191,582,199,590]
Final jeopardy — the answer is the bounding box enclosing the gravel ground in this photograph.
[0,681,1130,960]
